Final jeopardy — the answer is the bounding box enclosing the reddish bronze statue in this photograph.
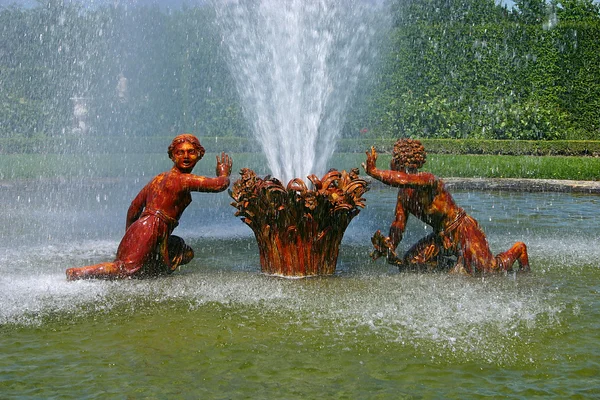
[363,139,529,275]
[66,134,232,280]
[230,168,369,277]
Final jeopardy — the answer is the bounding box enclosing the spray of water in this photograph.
[214,0,387,183]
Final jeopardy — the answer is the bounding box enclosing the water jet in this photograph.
[215,0,383,275]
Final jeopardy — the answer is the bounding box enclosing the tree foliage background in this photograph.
[353,0,600,140]
[0,0,247,139]
[1,0,599,141]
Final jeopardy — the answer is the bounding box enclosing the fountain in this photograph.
[215,0,384,276]
[2,2,600,397]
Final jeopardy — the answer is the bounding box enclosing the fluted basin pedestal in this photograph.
[230,168,369,277]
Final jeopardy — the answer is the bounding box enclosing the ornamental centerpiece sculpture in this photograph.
[230,168,369,277]
[218,1,381,276]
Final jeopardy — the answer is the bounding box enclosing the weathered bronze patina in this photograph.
[230,168,369,277]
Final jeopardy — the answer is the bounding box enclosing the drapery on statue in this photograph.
[230,168,369,277]
[66,134,232,280]
[362,139,529,275]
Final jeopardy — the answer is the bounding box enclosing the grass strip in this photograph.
[1,153,598,181]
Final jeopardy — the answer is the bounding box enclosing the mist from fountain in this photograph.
[214,0,389,184]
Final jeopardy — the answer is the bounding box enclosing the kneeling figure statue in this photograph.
[363,139,529,275]
[66,134,232,280]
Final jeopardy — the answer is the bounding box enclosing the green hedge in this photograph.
[0,135,261,155]
[2,136,599,157]
[337,138,600,156]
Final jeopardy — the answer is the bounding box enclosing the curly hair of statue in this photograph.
[391,138,426,170]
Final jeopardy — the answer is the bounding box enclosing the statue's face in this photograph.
[172,142,200,172]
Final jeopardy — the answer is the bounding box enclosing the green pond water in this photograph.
[1,181,599,398]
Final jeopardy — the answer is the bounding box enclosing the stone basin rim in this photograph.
[368,177,600,194]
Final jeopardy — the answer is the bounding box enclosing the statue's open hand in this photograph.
[370,230,397,261]
[216,152,233,177]
[361,146,378,176]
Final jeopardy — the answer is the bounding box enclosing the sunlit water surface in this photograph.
[1,180,599,398]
